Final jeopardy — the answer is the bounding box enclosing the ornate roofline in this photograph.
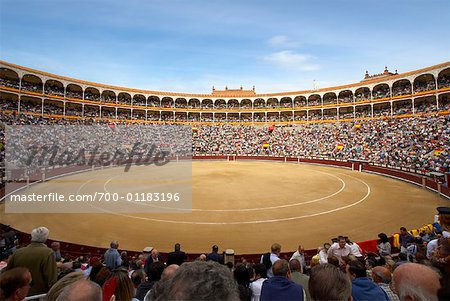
[1,59,449,98]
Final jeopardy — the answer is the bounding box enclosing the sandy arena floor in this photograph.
[0,161,447,254]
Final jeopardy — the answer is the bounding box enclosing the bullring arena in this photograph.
[0,160,447,254]
[1,59,450,258]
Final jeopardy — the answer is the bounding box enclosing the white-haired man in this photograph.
[393,263,441,301]
[5,226,57,296]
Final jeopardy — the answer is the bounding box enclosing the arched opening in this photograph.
[175,98,187,108]
[43,99,64,115]
[85,87,100,102]
[202,99,213,109]
[188,98,200,108]
[66,84,83,99]
[228,99,239,108]
[323,92,337,105]
[413,74,436,92]
[0,68,20,89]
[22,74,43,93]
[267,98,279,108]
[118,92,132,105]
[372,84,390,100]
[133,94,146,107]
[338,90,353,103]
[437,68,450,89]
[215,113,226,122]
[161,97,174,108]
[241,99,252,109]
[214,99,226,109]
[392,79,411,96]
[101,90,116,103]
[280,97,293,108]
[355,87,370,101]
[294,96,307,107]
[44,79,64,96]
[148,96,160,107]
[254,98,265,108]
[308,94,321,107]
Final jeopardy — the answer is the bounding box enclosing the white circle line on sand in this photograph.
[97,169,346,212]
[85,172,371,225]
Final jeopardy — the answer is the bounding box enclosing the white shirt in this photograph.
[319,249,329,264]
[260,253,280,278]
[250,278,266,301]
[327,242,353,258]
[289,250,306,269]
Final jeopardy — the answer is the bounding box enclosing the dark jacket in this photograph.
[166,250,187,266]
[260,276,304,301]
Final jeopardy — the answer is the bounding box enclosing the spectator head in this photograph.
[338,237,347,248]
[212,245,219,253]
[161,264,179,280]
[46,272,84,301]
[346,259,366,279]
[56,279,102,301]
[372,266,392,284]
[102,269,134,301]
[297,245,304,253]
[378,233,389,243]
[51,241,60,251]
[271,243,281,255]
[272,259,290,278]
[253,263,267,279]
[0,267,32,301]
[289,259,302,274]
[174,243,181,252]
[155,261,239,300]
[148,262,165,282]
[30,226,49,243]
[110,240,119,249]
[400,227,408,235]
[393,263,441,301]
[309,263,352,301]
[328,256,340,268]
[234,264,251,287]
[151,249,159,259]
[324,242,331,250]
[131,269,146,287]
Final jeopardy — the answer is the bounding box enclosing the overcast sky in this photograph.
[1,0,449,93]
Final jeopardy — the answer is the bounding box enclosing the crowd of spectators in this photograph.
[0,224,448,301]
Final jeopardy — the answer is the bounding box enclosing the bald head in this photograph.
[393,263,440,301]
[289,259,302,273]
[56,279,102,301]
[162,264,180,280]
[272,259,290,277]
[372,266,392,284]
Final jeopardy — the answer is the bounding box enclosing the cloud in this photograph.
[263,51,320,71]
[268,35,300,48]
